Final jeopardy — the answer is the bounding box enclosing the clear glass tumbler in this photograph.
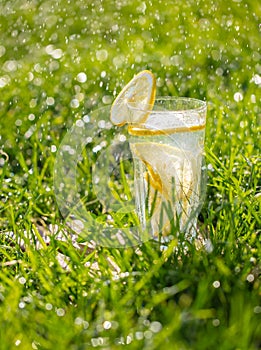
[128,97,207,241]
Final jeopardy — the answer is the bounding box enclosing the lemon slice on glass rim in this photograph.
[110,70,156,126]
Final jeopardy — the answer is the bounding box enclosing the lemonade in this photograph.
[128,103,206,238]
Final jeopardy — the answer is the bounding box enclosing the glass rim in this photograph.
[126,96,207,114]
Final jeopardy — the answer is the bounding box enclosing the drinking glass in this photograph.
[128,97,207,241]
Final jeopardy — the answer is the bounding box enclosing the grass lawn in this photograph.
[0,0,260,349]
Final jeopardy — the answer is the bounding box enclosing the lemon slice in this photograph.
[110,70,156,126]
[130,142,197,235]
[130,142,195,199]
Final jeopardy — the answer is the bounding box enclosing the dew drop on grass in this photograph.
[246,274,254,283]
[254,306,261,314]
[46,96,55,106]
[92,145,102,153]
[212,280,220,288]
[75,119,84,128]
[204,239,214,253]
[18,276,26,285]
[98,120,106,129]
[103,320,112,330]
[234,92,243,102]
[51,145,57,153]
[56,308,65,317]
[50,48,63,60]
[32,341,39,350]
[135,332,144,340]
[45,303,53,310]
[83,115,90,123]
[3,60,18,72]
[251,74,261,86]
[212,319,220,327]
[70,98,80,108]
[0,45,6,57]
[74,317,84,325]
[28,113,35,121]
[0,75,10,88]
[150,321,162,333]
[76,72,87,83]
[144,330,153,339]
[15,119,22,127]
[19,301,26,309]
[96,49,108,62]
[91,337,106,347]
[250,94,256,104]
[102,95,112,104]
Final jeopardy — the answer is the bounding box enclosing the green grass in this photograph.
[0,0,260,349]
